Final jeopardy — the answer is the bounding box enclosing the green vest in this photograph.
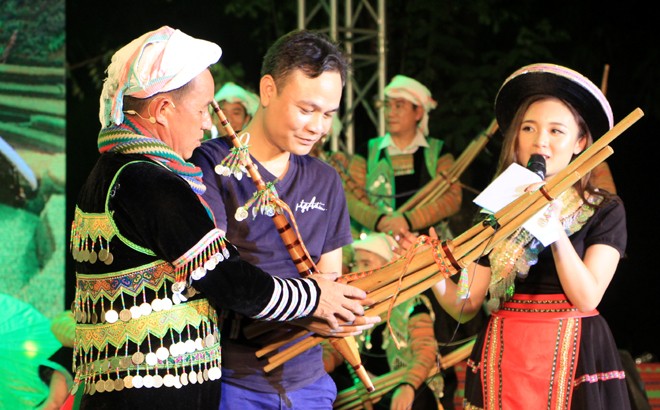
[365,136,444,213]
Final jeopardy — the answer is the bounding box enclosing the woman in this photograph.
[426,63,630,409]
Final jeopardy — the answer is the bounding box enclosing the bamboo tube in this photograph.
[256,108,643,374]
[330,336,374,392]
[334,339,476,410]
[343,246,436,289]
[601,64,610,95]
[397,119,498,213]
[257,240,438,358]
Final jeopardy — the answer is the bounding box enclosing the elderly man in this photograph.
[66,26,375,410]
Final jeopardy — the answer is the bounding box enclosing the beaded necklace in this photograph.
[486,187,602,311]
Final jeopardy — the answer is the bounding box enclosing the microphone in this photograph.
[526,154,546,180]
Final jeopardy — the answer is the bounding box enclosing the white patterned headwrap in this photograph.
[384,74,437,135]
[99,26,222,127]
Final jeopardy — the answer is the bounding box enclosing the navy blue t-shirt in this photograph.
[191,137,353,392]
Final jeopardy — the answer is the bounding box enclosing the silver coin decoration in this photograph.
[145,352,158,366]
[171,281,186,294]
[143,375,154,388]
[174,376,183,389]
[103,252,114,265]
[204,258,217,271]
[210,366,222,380]
[169,343,180,357]
[105,309,118,324]
[129,306,142,320]
[95,379,105,393]
[151,298,163,312]
[131,351,145,365]
[155,347,169,361]
[124,375,134,389]
[163,374,176,388]
[139,302,152,316]
[161,297,173,310]
[132,375,144,389]
[119,309,132,322]
[153,375,163,388]
[98,248,109,262]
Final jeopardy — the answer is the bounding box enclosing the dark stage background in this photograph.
[66,0,659,361]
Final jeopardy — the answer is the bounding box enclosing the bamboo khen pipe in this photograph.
[210,101,375,392]
[333,339,476,410]
[256,108,644,373]
[258,261,442,362]
[601,63,610,96]
[261,149,611,371]
[397,119,498,213]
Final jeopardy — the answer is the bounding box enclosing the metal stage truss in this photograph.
[297,0,386,155]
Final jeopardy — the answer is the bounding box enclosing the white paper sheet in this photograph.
[473,163,559,246]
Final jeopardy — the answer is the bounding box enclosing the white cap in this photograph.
[352,233,398,263]
[99,26,222,127]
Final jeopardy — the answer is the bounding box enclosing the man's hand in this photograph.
[292,315,381,337]
[376,213,409,235]
[391,384,416,410]
[310,272,376,329]
[394,226,440,255]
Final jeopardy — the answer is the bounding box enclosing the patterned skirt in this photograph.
[462,294,630,409]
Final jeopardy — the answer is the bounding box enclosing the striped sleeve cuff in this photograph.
[252,277,321,321]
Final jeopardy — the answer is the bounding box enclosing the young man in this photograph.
[190,29,368,409]
[68,26,374,410]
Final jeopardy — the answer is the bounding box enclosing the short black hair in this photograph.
[261,29,349,89]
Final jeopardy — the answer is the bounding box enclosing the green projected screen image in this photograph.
[0,1,66,408]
